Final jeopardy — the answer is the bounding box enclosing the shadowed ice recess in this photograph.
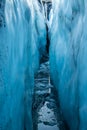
[32,59,67,130]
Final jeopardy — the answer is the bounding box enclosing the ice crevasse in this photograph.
[49,0,87,130]
[0,0,46,130]
[1,0,87,130]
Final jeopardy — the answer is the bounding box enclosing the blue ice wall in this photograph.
[0,0,46,130]
[50,0,87,130]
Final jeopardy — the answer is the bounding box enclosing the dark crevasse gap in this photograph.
[32,58,67,130]
[32,19,68,129]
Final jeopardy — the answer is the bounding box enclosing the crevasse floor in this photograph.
[32,58,67,130]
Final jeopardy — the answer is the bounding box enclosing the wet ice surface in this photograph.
[32,59,67,130]
[38,123,59,130]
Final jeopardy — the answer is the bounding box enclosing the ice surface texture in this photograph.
[50,0,87,130]
[0,0,46,130]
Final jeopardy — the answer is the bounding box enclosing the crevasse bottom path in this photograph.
[32,56,67,130]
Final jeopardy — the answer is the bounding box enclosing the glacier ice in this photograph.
[1,0,87,130]
[49,0,87,130]
[32,0,47,61]
[0,0,46,130]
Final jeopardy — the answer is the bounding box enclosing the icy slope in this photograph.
[50,0,87,130]
[0,0,46,130]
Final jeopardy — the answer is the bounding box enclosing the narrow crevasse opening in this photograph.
[32,1,68,130]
